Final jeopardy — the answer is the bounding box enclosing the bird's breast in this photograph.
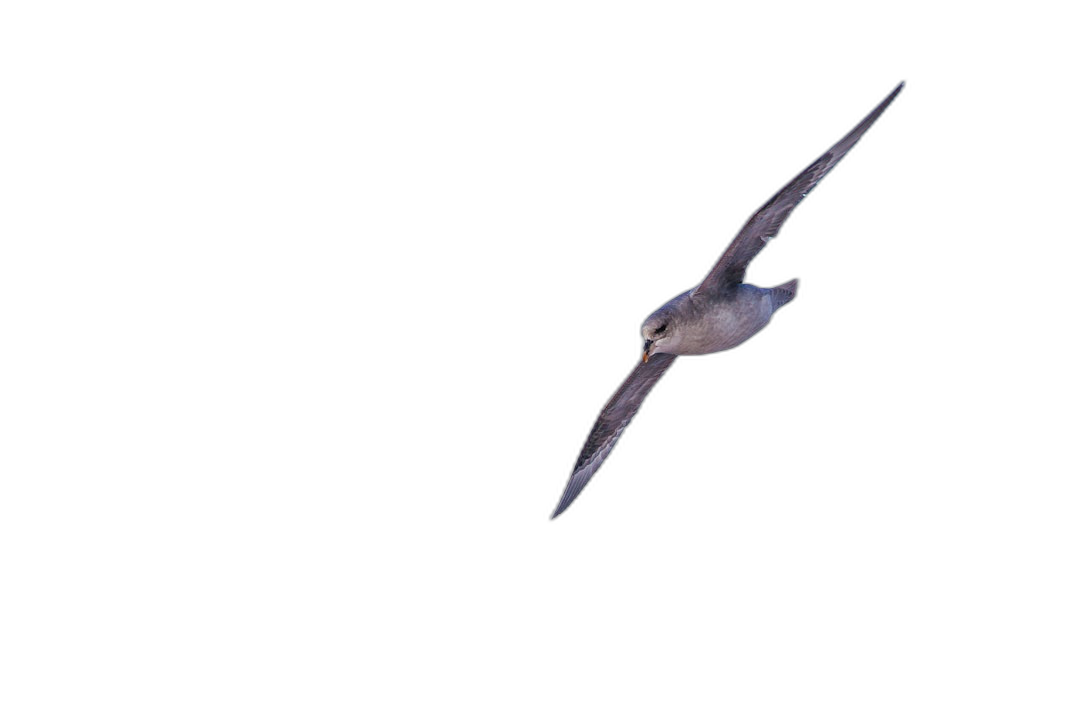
[677,286,774,355]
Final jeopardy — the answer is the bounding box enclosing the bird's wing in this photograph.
[552,352,678,518]
[693,82,903,297]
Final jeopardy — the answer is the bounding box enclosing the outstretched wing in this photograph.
[694,82,904,297]
[552,352,678,518]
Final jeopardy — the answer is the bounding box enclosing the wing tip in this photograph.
[549,484,578,520]
[550,496,573,520]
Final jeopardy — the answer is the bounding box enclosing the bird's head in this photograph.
[641,312,675,363]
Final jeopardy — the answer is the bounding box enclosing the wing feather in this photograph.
[694,82,904,296]
[551,353,678,518]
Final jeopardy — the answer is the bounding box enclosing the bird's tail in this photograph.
[771,278,799,310]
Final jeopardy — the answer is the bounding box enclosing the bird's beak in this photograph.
[642,339,653,363]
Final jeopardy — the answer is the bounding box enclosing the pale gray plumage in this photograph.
[551,82,903,519]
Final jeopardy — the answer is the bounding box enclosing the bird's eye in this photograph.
[656,323,667,334]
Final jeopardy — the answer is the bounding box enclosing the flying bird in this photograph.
[551,82,904,519]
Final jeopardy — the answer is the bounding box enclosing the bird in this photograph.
[551,82,904,519]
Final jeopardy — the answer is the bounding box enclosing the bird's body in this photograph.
[649,281,796,357]
[551,82,904,519]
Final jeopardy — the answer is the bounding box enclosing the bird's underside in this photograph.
[551,82,903,519]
